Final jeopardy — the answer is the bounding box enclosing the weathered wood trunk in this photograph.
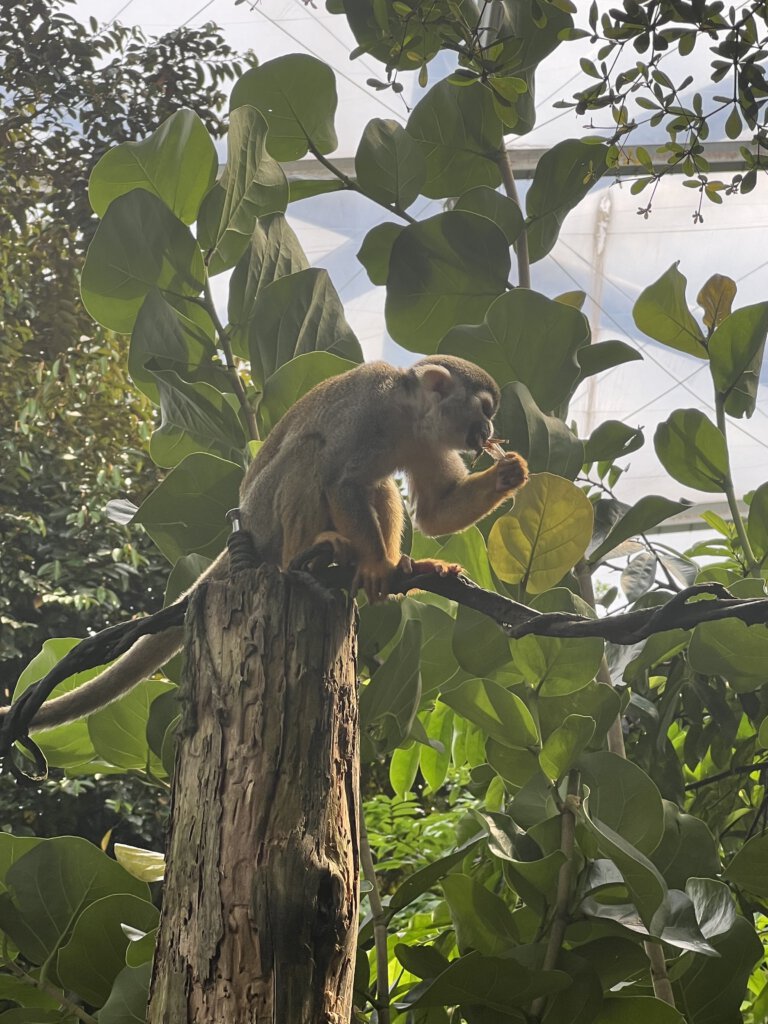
[147,566,359,1024]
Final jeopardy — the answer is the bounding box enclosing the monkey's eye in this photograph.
[480,397,494,419]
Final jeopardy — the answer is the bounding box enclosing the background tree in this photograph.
[0,0,245,844]
[1,0,768,1021]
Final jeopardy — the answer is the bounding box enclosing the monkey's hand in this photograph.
[493,452,529,494]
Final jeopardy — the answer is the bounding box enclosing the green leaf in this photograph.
[672,917,762,1024]
[230,54,338,161]
[440,289,590,411]
[593,996,684,1023]
[724,831,768,900]
[389,834,486,913]
[650,802,720,889]
[685,877,736,939]
[688,618,768,692]
[538,679,621,747]
[129,291,216,405]
[420,702,453,791]
[114,844,166,883]
[355,118,426,209]
[148,368,246,468]
[539,714,595,779]
[357,222,403,286]
[486,740,542,790]
[589,495,690,565]
[288,177,345,202]
[0,837,148,971]
[56,894,158,1007]
[584,421,644,463]
[748,481,768,557]
[203,106,289,276]
[578,751,665,854]
[398,949,569,1011]
[360,620,422,757]
[134,453,243,563]
[10,639,99,769]
[248,267,362,387]
[406,80,502,199]
[708,302,768,417]
[257,352,358,435]
[488,473,594,593]
[385,211,510,352]
[454,186,524,244]
[511,387,585,477]
[515,630,604,696]
[0,835,43,886]
[441,678,539,748]
[452,604,516,678]
[412,525,495,591]
[227,214,309,355]
[632,262,706,358]
[81,190,205,334]
[89,108,217,224]
[88,679,176,773]
[580,795,667,925]
[654,409,729,493]
[525,140,609,261]
[577,339,643,379]
[494,383,584,479]
[99,963,152,1024]
[389,743,420,798]
[441,874,518,955]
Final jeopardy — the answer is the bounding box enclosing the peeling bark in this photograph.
[148,567,359,1024]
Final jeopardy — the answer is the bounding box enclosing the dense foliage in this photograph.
[2,0,768,1021]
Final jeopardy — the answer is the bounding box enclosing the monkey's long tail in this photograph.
[0,628,184,734]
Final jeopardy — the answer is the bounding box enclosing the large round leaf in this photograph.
[488,473,594,593]
[454,186,524,245]
[257,352,358,435]
[688,618,768,692]
[578,750,665,854]
[56,894,158,1007]
[0,837,148,969]
[12,639,100,769]
[385,211,510,353]
[88,679,176,773]
[81,190,204,334]
[633,262,706,358]
[708,301,768,418]
[355,118,426,210]
[525,139,609,262]
[228,214,308,325]
[247,267,362,387]
[133,453,243,563]
[494,382,584,479]
[406,79,502,199]
[230,54,338,161]
[202,106,289,277]
[440,678,538,749]
[89,108,217,224]
[654,409,729,493]
[440,288,589,411]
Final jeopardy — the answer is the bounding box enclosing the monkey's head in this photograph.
[409,355,501,455]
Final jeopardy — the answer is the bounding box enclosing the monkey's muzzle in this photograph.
[467,420,493,455]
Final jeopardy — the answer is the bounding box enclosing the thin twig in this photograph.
[307,143,418,226]
[685,759,768,791]
[530,769,580,1019]
[360,816,390,1024]
[497,147,531,288]
[203,278,259,442]
[715,392,759,573]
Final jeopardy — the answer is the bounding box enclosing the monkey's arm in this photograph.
[410,450,528,536]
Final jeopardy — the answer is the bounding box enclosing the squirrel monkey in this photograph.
[4,355,528,733]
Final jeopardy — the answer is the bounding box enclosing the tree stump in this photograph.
[147,566,359,1024]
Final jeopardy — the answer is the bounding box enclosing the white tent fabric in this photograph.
[76,0,768,506]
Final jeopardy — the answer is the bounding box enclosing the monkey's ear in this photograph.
[412,363,455,396]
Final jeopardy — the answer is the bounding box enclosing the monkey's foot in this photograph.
[354,558,399,604]
[311,531,357,567]
[398,555,463,579]
[495,452,529,493]
[288,531,356,572]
